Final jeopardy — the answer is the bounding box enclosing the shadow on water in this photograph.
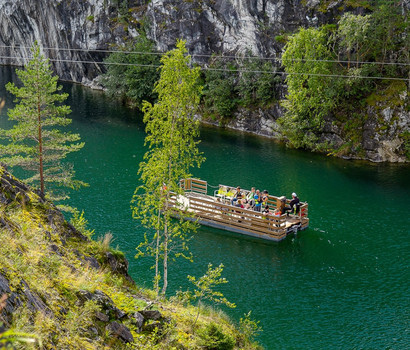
[61,81,146,128]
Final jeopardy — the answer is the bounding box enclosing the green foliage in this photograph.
[188,263,235,308]
[202,52,279,119]
[280,2,408,152]
[0,42,86,202]
[197,322,235,350]
[202,57,238,119]
[132,40,204,296]
[337,12,371,68]
[235,54,279,108]
[0,329,41,349]
[0,294,41,349]
[102,35,161,110]
[239,311,262,342]
[274,34,288,44]
[280,26,342,148]
[70,209,95,239]
[111,0,129,17]
[401,131,410,160]
[187,263,236,330]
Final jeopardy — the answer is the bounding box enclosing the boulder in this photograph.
[0,272,53,326]
[76,289,125,319]
[73,250,100,269]
[106,321,134,343]
[131,311,144,332]
[104,252,133,283]
[95,311,109,322]
[139,309,162,321]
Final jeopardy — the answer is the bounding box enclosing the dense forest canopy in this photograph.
[280,1,409,155]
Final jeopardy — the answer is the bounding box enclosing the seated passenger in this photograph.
[278,196,287,214]
[246,187,255,207]
[231,186,243,206]
[289,192,300,214]
[263,205,273,215]
[261,193,269,211]
[243,198,251,210]
[253,190,262,212]
[235,198,249,209]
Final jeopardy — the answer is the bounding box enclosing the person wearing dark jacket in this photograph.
[289,192,300,214]
[231,186,243,206]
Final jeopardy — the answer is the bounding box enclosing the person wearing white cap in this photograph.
[289,192,300,214]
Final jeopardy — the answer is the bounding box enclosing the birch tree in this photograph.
[132,40,204,296]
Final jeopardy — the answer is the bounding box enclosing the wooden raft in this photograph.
[169,178,309,242]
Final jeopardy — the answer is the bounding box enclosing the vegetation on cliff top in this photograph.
[280,2,409,157]
[0,166,262,349]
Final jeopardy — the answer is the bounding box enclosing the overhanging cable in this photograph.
[0,55,408,82]
[0,44,409,67]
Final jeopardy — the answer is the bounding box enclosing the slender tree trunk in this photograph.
[162,217,168,295]
[161,113,177,295]
[37,87,44,194]
[192,298,202,332]
[155,209,161,297]
[161,183,171,295]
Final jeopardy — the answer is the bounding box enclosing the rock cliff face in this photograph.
[0,0,330,82]
[0,0,131,84]
[144,0,342,59]
[0,0,408,162]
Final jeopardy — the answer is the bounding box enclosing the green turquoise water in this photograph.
[1,66,409,349]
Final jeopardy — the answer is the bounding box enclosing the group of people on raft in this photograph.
[225,186,301,216]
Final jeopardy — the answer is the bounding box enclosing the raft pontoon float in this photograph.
[169,178,309,242]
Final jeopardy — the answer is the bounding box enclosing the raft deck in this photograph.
[169,178,309,242]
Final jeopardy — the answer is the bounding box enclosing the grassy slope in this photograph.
[0,166,262,349]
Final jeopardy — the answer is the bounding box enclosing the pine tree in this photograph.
[0,43,86,203]
[132,40,204,296]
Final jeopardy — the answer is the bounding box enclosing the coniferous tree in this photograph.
[0,43,86,203]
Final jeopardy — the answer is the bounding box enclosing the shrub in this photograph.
[197,322,235,350]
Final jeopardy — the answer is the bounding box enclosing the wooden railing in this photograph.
[179,178,207,195]
[174,179,309,239]
[168,193,289,240]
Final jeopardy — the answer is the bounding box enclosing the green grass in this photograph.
[0,166,263,349]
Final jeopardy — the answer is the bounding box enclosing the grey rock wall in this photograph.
[0,0,124,83]
[145,0,309,60]
[0,0,321,82]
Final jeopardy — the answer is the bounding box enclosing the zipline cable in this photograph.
[0,44,409,67]
[0,55,408,82]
